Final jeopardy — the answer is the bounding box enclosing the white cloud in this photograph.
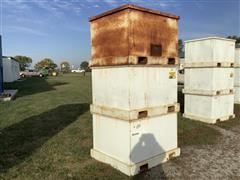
[6,25,47,36]
[159,2,168,7]
[103,0,118,5]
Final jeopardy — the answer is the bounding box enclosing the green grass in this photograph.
[178,114,221,146]
[0,73,222,179]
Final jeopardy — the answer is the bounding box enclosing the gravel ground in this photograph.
[138,124,240,179]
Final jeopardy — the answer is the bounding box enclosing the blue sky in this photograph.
[0,0,239,68]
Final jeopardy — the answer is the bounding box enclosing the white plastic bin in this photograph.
[92,66,178,110]
[184,94,234,123]
[185,37,235,64]
[184,68,234,92]
[91,113,180,176]
[234,86,240,104]
[235,48,240,66]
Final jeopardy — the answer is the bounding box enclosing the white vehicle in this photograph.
[71,68,85,73]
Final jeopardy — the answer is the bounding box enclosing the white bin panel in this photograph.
[184,94,234,120]
[234,86,240,103]
[185,37,235,63]
[92,67,177,110]
[93,114,131,164]
[235,48,240,65]
[92,113,178,165]
[185,68,234,91]
[130,113,177,163]
[234,68,240,86]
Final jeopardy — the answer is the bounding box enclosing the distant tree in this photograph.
[80,61,90,72]
[14,55,32,71]
[227,35,240,44]
[178,39,184,57]
[60,61,70,72]
[34,58,57,70]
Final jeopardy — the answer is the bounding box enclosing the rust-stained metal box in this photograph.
[89,4,179,67]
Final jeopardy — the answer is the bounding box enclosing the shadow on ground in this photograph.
[4,77,68,98]
[131,134,166,179]
[0,103,89,172]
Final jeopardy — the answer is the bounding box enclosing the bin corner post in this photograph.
[0,35,3,94]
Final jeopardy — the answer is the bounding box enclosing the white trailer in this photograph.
[2,56,20,82]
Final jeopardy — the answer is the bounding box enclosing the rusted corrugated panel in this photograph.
[90,9,129,62]
[129,8,178,59]
[90,4,179,66]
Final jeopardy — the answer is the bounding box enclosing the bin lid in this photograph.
[89,4,180,22]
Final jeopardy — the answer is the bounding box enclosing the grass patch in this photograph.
[178,114,221,146]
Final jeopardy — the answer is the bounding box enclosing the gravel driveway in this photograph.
[138,123,240,179]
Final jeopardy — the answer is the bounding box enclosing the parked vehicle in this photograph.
[71,68,85,73]
[20,69,47,77]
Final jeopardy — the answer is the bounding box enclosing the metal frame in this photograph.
[0,35,3,94]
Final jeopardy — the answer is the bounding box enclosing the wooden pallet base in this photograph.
[90,103,180,121]
[183,113,235,124]
[91,148,180,176]
[90,55,179,67]
[0,90,18,102]
[182,89,234,96]
[184,61,234,68]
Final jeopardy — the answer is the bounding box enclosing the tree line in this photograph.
[13,56,90,72]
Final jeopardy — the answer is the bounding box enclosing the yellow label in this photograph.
[169,70,176,79]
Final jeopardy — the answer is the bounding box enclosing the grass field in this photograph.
[0,73,237,179]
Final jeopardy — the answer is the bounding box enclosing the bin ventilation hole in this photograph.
[217,63,221,67]
[168,105,175,113]
[138,57,147,64]
[230,89,233,93]
[230,63,234,67]
[230,73,233,78]
[168,58,175,65]
[216,91,220,95]
[138,110,148,119]
[216,119,220,123]
[140,163,148,173]
[169,152,176,160]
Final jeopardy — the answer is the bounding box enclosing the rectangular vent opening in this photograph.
[168,105,175,113]
[168,58,175,65]
[169,152,176,160]
[217,63,221,67]
[138,57,147,64]
[140,163,149,173]
[138,110,148,119]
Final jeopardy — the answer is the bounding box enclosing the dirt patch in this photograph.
[140,124,240,179]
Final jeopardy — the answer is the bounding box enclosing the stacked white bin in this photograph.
[234,48,240,103]
[183,37,236,124]
[89,5,180,176]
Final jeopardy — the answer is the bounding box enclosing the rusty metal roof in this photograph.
[89,4,180,22]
